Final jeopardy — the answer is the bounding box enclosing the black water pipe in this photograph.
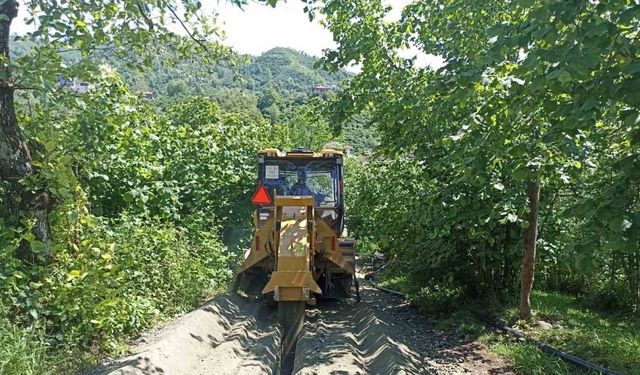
[364,257,624,375]
[476,314,623,375]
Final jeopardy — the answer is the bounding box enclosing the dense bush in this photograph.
[345,152,638,313]
[2,205,231,352]
[345,156,524,298]
[1,69,272,371]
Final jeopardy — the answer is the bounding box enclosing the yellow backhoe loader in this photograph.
[234,148,359,355]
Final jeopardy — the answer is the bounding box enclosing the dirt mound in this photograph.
[90,294,279,375]
[90,282,512,375]
[292,284,513,375]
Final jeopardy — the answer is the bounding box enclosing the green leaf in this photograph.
[624,113,638,127]
[546,69,563,80]
[29,309,39,320]
[66,270,82,281]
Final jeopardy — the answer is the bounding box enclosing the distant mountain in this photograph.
[242,48,347,98]
[10,38,375,151]
[106,46,348,101]
[10,37,347,100]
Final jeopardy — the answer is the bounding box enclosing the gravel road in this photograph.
[91,282,513,375]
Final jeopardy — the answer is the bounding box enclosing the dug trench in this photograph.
[89,278,513,375]
[290,282,513,375]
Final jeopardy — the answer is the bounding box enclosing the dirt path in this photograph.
[293,283,513,375]
[90,282,512,375]
[89,294,279,375]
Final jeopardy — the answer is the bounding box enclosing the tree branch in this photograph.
[160,0,212,58]
[136,2,155,31]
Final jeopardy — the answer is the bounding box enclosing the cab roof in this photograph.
[258,148,343,158]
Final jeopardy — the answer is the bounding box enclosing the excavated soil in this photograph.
[90,282,513,375]
[293,283,514,375]
[90,294,279,375]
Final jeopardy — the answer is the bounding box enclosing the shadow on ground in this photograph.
[86,294,279,375]
[293,283,513,375]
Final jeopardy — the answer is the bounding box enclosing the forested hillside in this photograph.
[12,38,349,123]
[112,46,347,98]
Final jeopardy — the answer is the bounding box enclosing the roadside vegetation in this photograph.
[0,48,362,372]
[378,271,638,375]
[486,291,640,375]
[1,2,359,371]
[0,1,349,369]
[1,71,266,372]
[335,0,639,373]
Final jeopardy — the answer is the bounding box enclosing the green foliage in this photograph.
[328,0,640,310]
[0,313,48,375]
[345,155,516,295]
[3,67,273,371]
[2,1,342,374]
[244,47,346,99]
[378,271,465,314]
[328,1,638,369]
[12,36,376,154]
[167,79,188,97]
[486,290,640,375]
[277,99,337,151]
[490,342,573,375]
[3,0,636,373]
[5,31,349,373]
[12,0,237,103]
[340,113,379,154]
[45,211,231,350]
[88,46,348,115]
[1,189,233,351]
[209,88,263,123]
[0,206,231,372]
[22,70,273,245]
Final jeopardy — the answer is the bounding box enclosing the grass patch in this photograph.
[0,311,100,374]
[490,341,573,375]
[376,270,638,375]
[0,319,48,375]
[488,290,639,375]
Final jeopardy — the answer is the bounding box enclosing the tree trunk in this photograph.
[0,0,52,259]
[502,222,512,292]
[519,179,540,319]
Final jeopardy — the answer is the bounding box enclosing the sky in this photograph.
[12,0,443,70]
[210,0,413,57]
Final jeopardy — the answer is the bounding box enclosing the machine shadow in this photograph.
[202,295,280,373]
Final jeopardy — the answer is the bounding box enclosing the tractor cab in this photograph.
[252,148,345,234]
